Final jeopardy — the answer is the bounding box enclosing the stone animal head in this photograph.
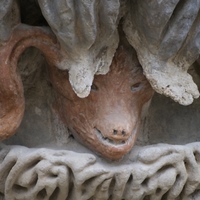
[49,42,154,160]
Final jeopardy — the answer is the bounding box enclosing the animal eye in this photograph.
[91,83,98,91]
[131,82,142,92]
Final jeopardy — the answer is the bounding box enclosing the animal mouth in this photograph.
[95,127,136,146]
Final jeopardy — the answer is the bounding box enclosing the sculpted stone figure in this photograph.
[49,36,154,160]
[0,19,154,160]
[2,1,200,199]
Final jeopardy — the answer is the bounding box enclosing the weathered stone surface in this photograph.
[0,0,20,44]
[38,0,120,98]
[2,1,200,200]
[123,0,200,105]
[1,143,200,200]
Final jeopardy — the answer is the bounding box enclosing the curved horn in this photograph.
[0,24,61,140]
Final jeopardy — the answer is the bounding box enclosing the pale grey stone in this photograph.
[0,0,20,44]
[124,0,200,105]
[1,143,200,200]
[38,0,120,98]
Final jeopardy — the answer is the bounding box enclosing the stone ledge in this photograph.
[1,143,200,200]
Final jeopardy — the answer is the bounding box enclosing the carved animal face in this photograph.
[49,44,154,160]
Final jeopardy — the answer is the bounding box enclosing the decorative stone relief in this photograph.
[1,143,200,200]
[0,0,154,160]
[0,18,154,159]
[1,1,200,200]
[49,35,154,160]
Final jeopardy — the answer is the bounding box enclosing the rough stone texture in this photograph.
[0,0,20,44]
[38,0,121,98]
[1,1,200,200]
[123,0,200,105]
[1,143,200,200]
[141,63,200,146]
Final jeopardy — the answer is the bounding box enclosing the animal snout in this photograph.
[96,124,133,144]
[110,126,131,141]
[113,129,127,136]
[95,111,136,144]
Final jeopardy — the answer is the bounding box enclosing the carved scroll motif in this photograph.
[1,143,200,200]
[123,0,200,105]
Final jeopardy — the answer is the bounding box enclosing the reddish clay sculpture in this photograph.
[49,39,154,160]
[0,24,60,140]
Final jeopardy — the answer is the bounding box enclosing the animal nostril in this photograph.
[113,129,118,135]
[122,130,126,136]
